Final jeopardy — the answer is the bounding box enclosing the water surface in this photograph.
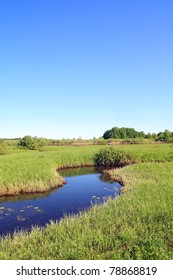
[0,167,121,236]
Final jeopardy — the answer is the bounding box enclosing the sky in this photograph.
[0,0,173,139]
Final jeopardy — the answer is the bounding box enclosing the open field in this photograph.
[0,146,99,196]
[0,144,173,196]
[0,144,173,259]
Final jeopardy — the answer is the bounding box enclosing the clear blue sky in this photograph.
[1,0,173,139]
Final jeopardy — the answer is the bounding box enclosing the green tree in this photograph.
[163,129,172,142]
[145,133,152,139]
[138,131,145,138]
[103,130,112,139]
[119,127,127,139]
[157,132,164,141]
[111,127,121,138]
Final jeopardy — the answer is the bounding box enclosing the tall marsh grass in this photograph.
[0,161,173,259]
[0,144,173,195]
[0,144,173,259]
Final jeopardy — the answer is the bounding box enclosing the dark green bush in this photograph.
[94,147,135,168]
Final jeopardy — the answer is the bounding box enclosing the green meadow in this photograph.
[0,144,173,259]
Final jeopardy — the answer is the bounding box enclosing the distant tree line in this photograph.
[103,127,173,142]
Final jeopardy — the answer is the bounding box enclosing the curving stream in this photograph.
[0,167,121,236]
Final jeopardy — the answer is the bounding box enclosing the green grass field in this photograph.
[0,144,173,259]
[0,144,173,196]
[0,146,99,195]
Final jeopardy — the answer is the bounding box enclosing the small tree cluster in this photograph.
[18,136,47,150]
[94,147,135,168]
[103,127,145,139]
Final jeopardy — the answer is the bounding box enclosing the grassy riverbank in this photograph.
[0,144,173,259]
[0,146,98,196]
[0,159,173,259]
[0,144,173,196]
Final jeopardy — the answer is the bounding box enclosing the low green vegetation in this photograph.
[0,140,7,155]
[0,144,173,196]
[0,146,99,196]
[0,143,173,259]
[94,147,135,168]
[0,160,173,259]
[18,135,47,151]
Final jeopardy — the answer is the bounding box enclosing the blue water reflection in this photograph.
[0,167,121,236]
